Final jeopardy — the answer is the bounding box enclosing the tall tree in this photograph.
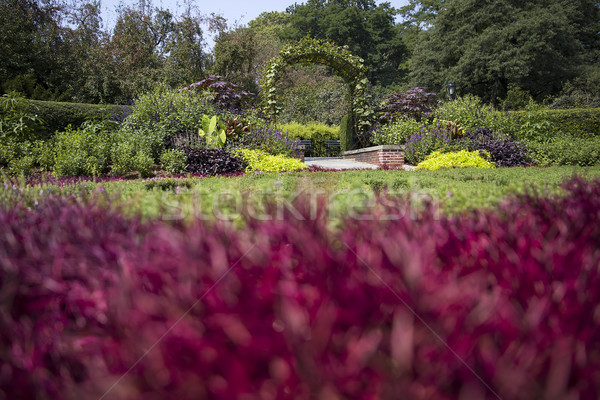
[398,0,444,55]
[85,5,208,104]
[212,12,289,93]
[283,0,405,86]
[0,0,72,99]
[62,0,106,102]
[407,0,600,103]
[163,15,207,85]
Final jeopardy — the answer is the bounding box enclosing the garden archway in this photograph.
[260,37,371,151]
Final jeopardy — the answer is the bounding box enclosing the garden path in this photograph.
[304,157,378,170]
[304,157,415,171]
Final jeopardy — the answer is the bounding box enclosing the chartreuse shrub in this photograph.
[371,117,423,145]
[234,149,308,172]
[416,149,495,170]
[52,120,116,177]
[2,178,600,399]
[277,121,339,156]
[405,123,530,167]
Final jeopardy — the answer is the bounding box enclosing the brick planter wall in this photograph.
[342,145,405,167]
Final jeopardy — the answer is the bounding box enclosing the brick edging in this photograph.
[341,145,405,167]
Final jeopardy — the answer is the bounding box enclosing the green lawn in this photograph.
[3,166,599,221]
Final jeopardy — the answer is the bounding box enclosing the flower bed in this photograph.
[1,177,600,398]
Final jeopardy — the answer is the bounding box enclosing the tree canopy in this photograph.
[0,0,72,99]
[1,0,599,107]
[283,0,405,86]
[406,0,600,103]
[0,0,210,104]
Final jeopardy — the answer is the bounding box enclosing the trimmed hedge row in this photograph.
[277,121,339,157]
[527,137,600,166]
[339,113,353,152]
[29,100,130,136]
[511,108,600,138]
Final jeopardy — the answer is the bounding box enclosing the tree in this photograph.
[407,0,600,103]
[397,0,444,70]
[212,27,260,93]
[283,0,405,86]
[62,0,107,102]
[163,15,207,85]
[0,0,72,99]
[212,12,289,94]
[399,0,444,32]
[81,4,209,104]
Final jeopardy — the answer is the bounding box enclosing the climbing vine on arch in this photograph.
[260,37,374,151]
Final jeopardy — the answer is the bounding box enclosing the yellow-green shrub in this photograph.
[234,149,308,173]
[416,150,495,171]
[277,121,339,156]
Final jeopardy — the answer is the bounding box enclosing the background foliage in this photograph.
[404,0,600,104]
[1,0,599,111]
[277,121,339,157]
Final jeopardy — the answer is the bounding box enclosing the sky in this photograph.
[99,0,411,47]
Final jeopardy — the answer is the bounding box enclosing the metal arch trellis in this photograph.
[260,37,372,149]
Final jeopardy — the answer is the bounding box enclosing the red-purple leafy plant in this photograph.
[183,148,247,175]
[379,87,437,123]
[181,75,254,113]
[1,177,600,399]
[462,127,532,167]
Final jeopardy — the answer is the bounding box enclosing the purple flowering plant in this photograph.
[404,123,460,165]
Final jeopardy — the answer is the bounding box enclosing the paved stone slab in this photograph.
[304,157,379,170]
[304,157,416,171]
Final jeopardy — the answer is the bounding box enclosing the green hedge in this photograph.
[339,114,353,152]
[372,118,424,146]
[527,137,600,166]
[29,100,129,137]
[511,108,600,139]
[277,122,339,157]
